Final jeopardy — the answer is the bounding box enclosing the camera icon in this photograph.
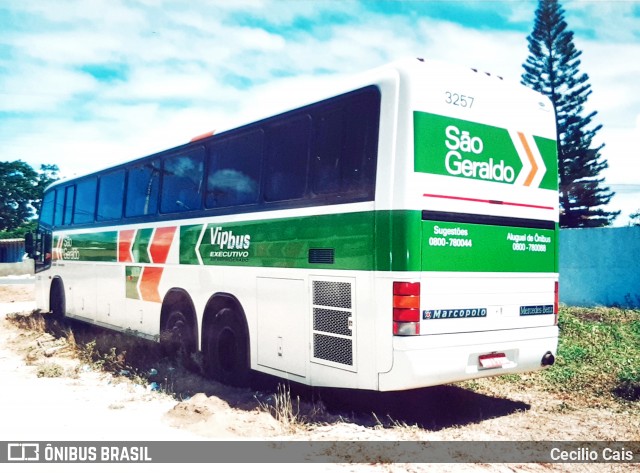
[7,443,40,461]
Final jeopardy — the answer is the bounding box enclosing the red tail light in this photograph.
[393,282,420,335]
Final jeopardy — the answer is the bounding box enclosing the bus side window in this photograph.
[312,92,379,198]
[341,95,379,194]
[206,130,262,209]
[73,178,97,224]
[97,169,125,221]
[63,185,75,226]
[313,108,343,195]
[160,148,205,213]
[264,115,311,202]
[40,191,55,227]
[53,189,64,227]
[126,160,160,217]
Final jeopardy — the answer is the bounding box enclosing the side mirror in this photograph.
[24,232,35,258]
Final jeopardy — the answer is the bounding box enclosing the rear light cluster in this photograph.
[393,281,420,336]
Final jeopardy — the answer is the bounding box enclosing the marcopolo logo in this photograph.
[444,125,515,183]
[423,307,488,320]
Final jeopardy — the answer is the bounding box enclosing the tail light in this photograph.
[554,281,559,325]
[393,281,420,335]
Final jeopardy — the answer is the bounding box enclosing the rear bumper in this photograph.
[378,325,558,391]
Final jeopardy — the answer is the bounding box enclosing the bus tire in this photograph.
[160,307,196,368]
[204,307,250,387]
[49,278,66,320]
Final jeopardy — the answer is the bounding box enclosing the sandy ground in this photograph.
[0,281,637,473]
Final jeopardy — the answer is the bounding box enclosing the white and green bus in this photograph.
[28,58,559,391]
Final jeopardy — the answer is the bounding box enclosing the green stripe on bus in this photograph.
[55,232,118,262]
[422,220,557,272]
[133,228,153,264]
[374,210,422,271]
[180,211,377,270]
[53,211,556,272]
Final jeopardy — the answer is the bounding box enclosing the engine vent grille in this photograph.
[313,308,351,336]
[311,279,355,370]
[313,334,353,366]
[308,248,335,264]
[313,281,351,308]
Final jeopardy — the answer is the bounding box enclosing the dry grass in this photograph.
[254,383,336,433]
[4,305,638,443]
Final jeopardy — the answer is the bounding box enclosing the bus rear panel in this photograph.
[378,59,558,391]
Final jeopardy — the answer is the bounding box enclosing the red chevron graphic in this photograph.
[118,230,136,263]
[149,227,176,264]
[139,267,164,303]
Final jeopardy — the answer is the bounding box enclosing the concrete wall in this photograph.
[0,260,34,277]
[560,226,640,308]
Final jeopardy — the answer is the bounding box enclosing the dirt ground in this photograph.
[0,282,637,472]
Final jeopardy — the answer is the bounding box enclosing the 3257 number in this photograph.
[445,92,474,108]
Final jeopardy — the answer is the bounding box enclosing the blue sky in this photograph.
[1,0,639,224]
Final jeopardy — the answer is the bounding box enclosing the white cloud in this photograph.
[580,40,640,129]
[415,19,528,81]
[600,115,640,185]
[0,64,99,112]
[11,30,124,65]
[15,0,146,25]
[565,0,640,42]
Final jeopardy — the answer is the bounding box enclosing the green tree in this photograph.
[0,160,59,237]
[522,0,619,227]
[630,210,640,226]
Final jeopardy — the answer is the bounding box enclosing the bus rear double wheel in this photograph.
[204,307,250,388]
[161,307,197,370]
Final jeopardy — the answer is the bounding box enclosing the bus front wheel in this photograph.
[49,279,66,320]
[204,307,250,387]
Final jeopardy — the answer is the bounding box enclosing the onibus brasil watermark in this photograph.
[3,441,638,464]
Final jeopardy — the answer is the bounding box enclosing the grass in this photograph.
[550,306,640,403]
[36,362,65,378]
[468,306,640,406]
[5,310,207,397]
